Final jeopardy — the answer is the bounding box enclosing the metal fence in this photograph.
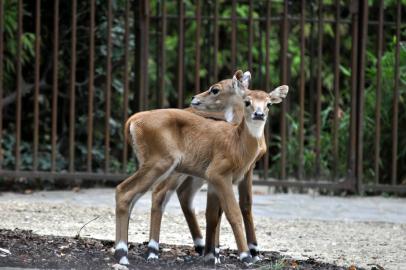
[0,0,404,194]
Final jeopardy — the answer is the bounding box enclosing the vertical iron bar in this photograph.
[135,1,149,111]
[142,0,149,109]
[33,0,40,171]
[155,2,160,108]
[231,0,237,71]
[134,2,142,112]
[159,0,167,104]
[374,0,384,184]
[308,7,315,124]
[248,0,253,73]
[332,0,340,180]
[87,0,95,172]
[69,0,77,172]
[315,0,323,178]
[0,0,3,168]
[206,2,213,83]
[298,0,305,180]
[213,0,219,82]
[105,0,112,172]
[258,20,263,88]
[51,0,59,172]
[356,0,368,193]
[177,0,184,108]
[391,0,401,185]
[122,0,130,170]
[15,0,23,171]
[348,0,359,189]
[194,0,201,94]
[280,0,289,180]
[263,0,271,181]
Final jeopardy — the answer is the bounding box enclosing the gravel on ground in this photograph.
[0,189,405,269]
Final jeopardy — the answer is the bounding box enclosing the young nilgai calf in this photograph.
[115,70,288,265]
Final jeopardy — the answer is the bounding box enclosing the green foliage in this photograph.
[2,0,35,86]
[1,0,404,185]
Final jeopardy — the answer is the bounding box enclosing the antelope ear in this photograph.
[241,71,251,89]
[232,70,251,97]
[269,85,289,104]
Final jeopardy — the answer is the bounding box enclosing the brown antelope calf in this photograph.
[147,81,288,264]
[114,70,288,265]
[147,74,248,260]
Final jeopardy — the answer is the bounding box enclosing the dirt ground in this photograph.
[0,189,405,269]
[0,229,357,270]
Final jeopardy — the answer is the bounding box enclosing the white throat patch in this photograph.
[224,107,234,123]
[246,120,265,138]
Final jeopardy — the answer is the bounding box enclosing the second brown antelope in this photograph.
[114,70,288,265]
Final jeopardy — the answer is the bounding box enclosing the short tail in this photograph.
[124,118,132,147]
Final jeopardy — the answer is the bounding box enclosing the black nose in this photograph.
[254,111,265,117]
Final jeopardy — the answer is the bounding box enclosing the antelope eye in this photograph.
[210,88,220,95]
[267,103,272,108]
[244,100,251,107]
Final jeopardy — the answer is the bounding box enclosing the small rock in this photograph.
[0,248,11,255]
[279,249,288,252]
[59,245,70,250]
[112,263,128,270]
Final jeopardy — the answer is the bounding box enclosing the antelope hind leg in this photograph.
[147,173,186,260]
[115,158,179,265]
[177,176,205,255]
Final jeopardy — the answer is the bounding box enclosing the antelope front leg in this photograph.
[238,168,260,262]
[209,177,252,264]
[177,177,205,255]
[203,187,223,264]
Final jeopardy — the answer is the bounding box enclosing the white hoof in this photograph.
[204,253,220,264]
[147,252,159,260]
[119,256,129,265]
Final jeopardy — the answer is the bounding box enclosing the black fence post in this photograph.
[133,0,149,112]
[348,0,359,193]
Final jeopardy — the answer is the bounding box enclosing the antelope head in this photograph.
[190,70,251,123]
[243,85,289,138]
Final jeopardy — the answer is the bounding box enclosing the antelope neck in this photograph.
[235,117,265,156]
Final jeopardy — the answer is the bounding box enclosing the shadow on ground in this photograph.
[0,229,364,270]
